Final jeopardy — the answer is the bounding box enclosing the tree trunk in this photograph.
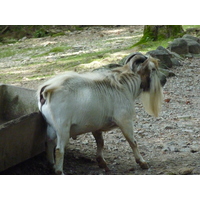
[140,25,184,42]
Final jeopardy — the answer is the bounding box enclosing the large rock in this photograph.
[182,34,200,43]
[167,35,200,55]
[185,39,200,54]
[168,38,189,55]
[147,46,181,69]
[147,46,173,68]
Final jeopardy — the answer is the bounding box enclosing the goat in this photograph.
[37,55,165,174]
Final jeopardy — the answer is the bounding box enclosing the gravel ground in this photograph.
[0,26,200,175]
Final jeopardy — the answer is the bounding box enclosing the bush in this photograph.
[34,28,49,38]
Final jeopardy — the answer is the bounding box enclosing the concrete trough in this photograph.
[0,84,46,172]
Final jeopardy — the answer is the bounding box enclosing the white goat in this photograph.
[37,55,164,174]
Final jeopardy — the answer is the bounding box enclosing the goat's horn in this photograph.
[124,52,145,64]
[126,53,147,72]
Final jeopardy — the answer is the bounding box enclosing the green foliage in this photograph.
[133,38,173,53]
[34,28,49,38]
[0,25,92,42]
[51,32,65,37]
[183,25,200,30]
[49,46,67,53]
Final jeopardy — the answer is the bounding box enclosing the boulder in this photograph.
[182,34,200,43]
[167,35,200,55]
[147,46,181,68]
[185,39,200,54]
[147,46,173,68]
[171,58,181,66]
[168,38,189,55]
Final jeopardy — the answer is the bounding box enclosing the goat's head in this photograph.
[136,56,164,117]
[137,56,159,91]
[126,53,167,87]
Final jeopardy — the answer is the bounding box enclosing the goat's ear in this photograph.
[112,64,131,73]
[137,59,151,91]
[123,64,132,72]
[149,57,160,71]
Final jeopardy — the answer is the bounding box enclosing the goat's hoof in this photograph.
[104,166,110,172]
[139,162,149,170]
[55,170,64,175]
[96,156,110,172]
[136,159,149,169]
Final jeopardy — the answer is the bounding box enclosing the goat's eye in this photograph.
[152,68,156,71]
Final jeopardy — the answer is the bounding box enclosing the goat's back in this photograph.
[37,71,136,135]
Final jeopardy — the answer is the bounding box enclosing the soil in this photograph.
[0,26,200,175]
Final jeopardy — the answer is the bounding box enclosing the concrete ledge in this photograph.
[0,84,46,172]
[0,112,46,172]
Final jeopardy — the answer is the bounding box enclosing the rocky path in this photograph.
[0,26,200,175]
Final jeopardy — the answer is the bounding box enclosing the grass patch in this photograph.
[33,46,71,57]
[28,73,54,80]
[0,45,50,59]
[49,46,69,53]
[132,38,173,53]
[51,32,66,37]
[183,25,200,31]
[0,49,17,58]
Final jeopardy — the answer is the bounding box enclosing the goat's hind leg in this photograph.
[119,121,149,169]
[92,131,109,172]
[54,126,70,175]
[46,125,56,165]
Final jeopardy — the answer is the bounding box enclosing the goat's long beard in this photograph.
[140,73,163,117]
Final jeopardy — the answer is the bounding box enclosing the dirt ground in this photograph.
[0,26,200,175]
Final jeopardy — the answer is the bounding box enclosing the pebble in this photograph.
[190,145,199,153]
[82,140,88,145]
[182,129,193,133]
[180,148,191,152]
[178,167,194,175]
[192,167,200,174]
[177,115,192,119]
[164,126,175,130]
[156,144,164,149]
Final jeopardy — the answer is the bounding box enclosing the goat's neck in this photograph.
[119,73,142,99]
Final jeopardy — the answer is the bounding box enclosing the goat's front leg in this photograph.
[92,131,109,172]
[118,120,149,169]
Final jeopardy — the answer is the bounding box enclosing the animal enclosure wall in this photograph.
[0,84,46,172]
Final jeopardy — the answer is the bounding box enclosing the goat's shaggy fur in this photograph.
[38,65,139,104]
[139,57,163,117]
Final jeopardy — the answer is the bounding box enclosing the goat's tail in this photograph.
[37,72,76,107]
[37,83,63,107]
[140,71,163,117]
